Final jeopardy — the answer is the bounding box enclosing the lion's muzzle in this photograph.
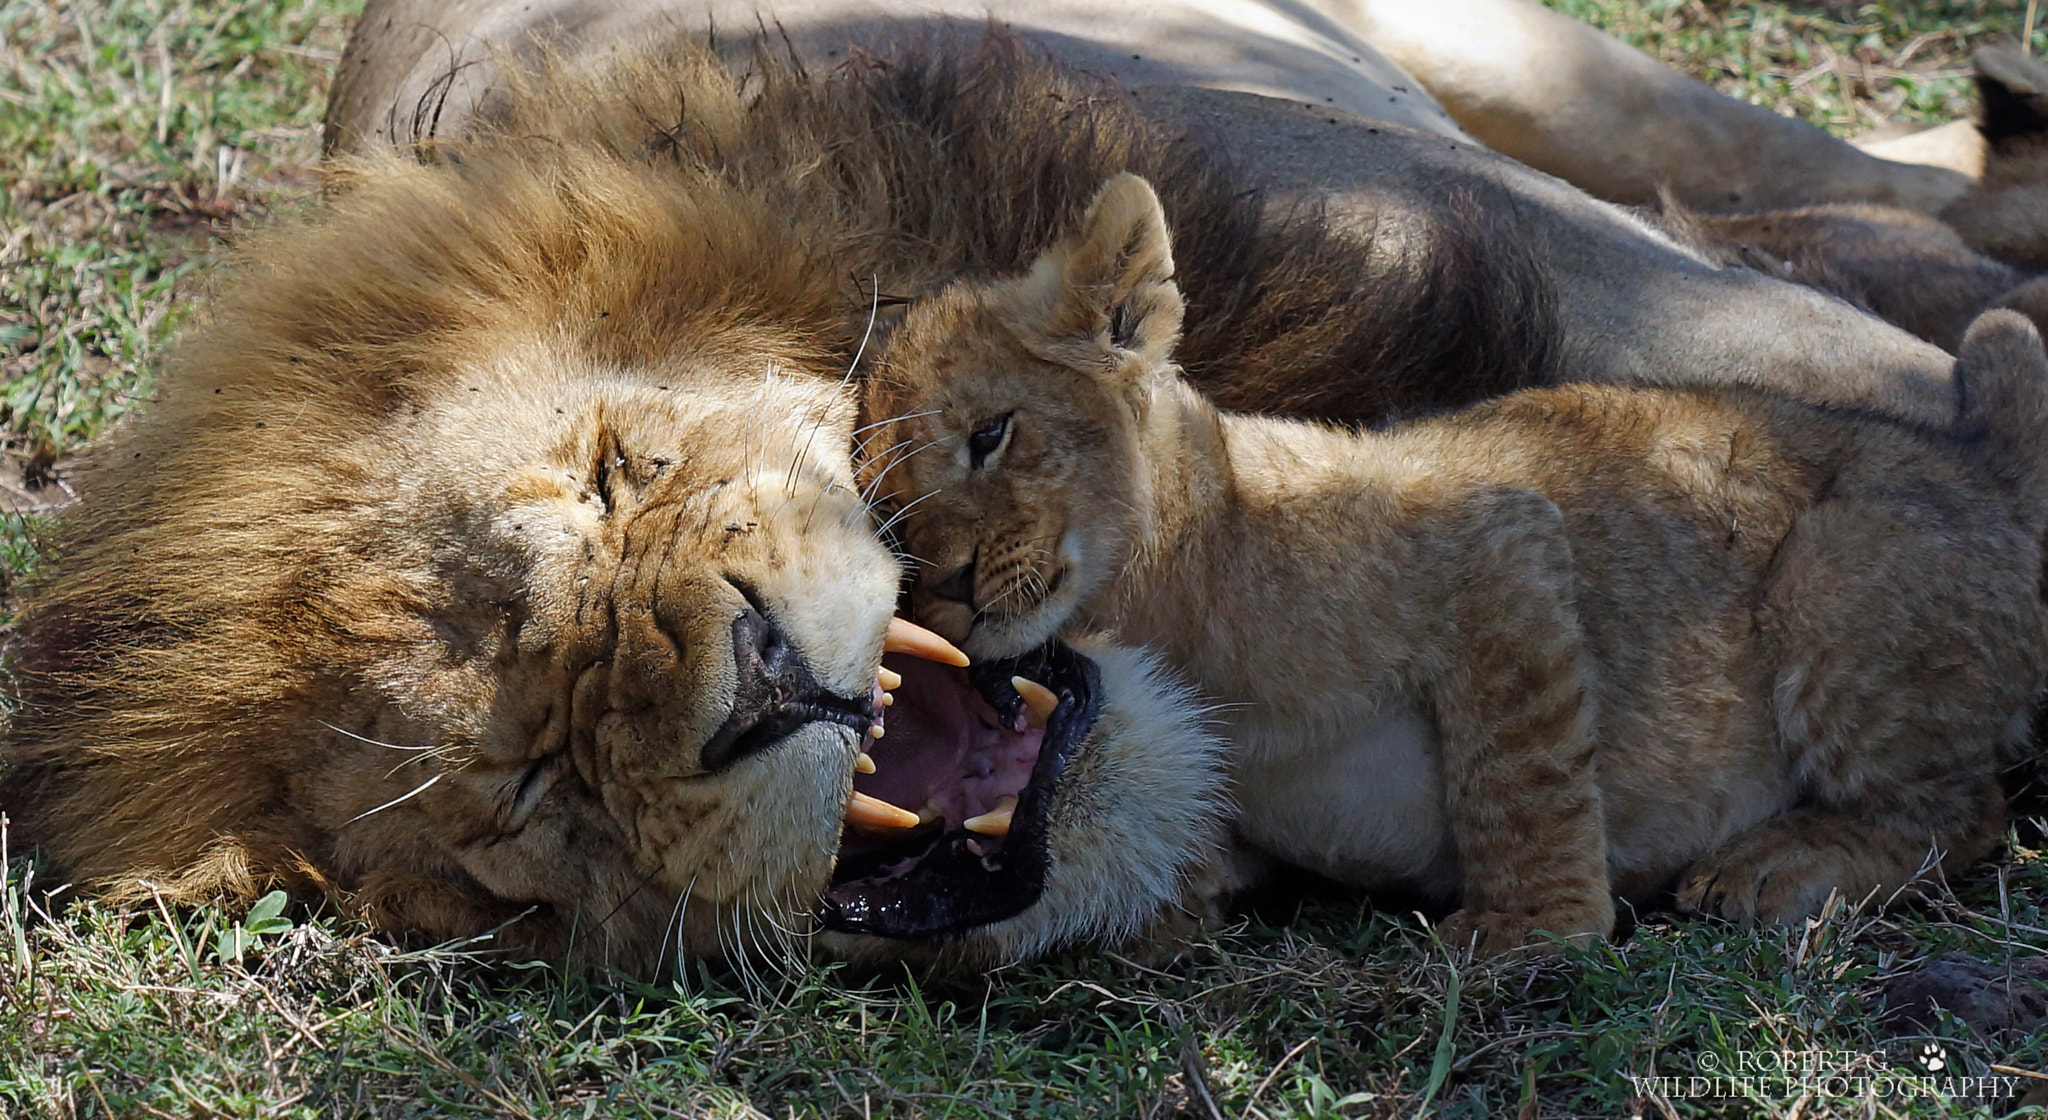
[700,597,880,772]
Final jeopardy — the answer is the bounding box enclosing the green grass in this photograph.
[0,0,347,526]
[8,848,2047,1117]
[5,1,2048,1116]
[1546,0,2046,136]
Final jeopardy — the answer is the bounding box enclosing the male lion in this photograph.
[861,173,2048,954]
[327,0,1968,423]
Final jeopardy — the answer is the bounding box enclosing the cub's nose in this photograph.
[926,556,976,606]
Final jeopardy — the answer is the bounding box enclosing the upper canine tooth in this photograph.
[885,617,971,667]
[845,791,920,829]
[1011,676,1059,729]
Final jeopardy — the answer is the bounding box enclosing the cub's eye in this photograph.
[967,411,1013,469]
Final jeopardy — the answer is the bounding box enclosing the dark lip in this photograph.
[704,689,876,769]
[815,639,1101,940]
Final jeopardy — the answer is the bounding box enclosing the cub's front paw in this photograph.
[1677,840,1842,926]
[1435,902,1612,958]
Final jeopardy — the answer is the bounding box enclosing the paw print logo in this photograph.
[1919,1044,1947,1073]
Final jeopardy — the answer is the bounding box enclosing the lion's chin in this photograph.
[817,640,1100,940]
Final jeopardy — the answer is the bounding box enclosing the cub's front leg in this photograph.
[1425,489,1615,955]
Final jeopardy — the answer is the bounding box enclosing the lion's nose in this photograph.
[927,556,976,606]
[700,597,869,771]
[732,603,799,696]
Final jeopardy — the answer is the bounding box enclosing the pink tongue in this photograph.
[855,654,1043,829]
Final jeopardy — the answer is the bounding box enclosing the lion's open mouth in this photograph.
[817,639,1100,940]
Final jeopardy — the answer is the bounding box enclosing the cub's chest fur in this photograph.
[1230,703,1457,892]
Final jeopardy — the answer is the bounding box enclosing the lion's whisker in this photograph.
[742,889,789,988]
[345,773,445,824]
[855,438,916,504]
[762,889,811,985]
[858,446,919,505]
[847,273,883,379]
[318,720,445,754]
[729,902,775,995]
[860,435,943,502]
[852,407,940,440]
[669,874,699,992]
[874,488,941,538]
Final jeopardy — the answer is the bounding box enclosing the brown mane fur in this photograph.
[474,33,1564,422]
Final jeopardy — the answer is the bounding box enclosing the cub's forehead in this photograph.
[870,299,1039,420]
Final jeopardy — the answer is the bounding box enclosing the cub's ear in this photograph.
[1975,46,2048,152]
[1005,173,1186,378]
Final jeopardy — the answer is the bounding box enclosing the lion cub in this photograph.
[859,173,2048,954]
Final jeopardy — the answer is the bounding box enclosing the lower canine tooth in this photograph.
[846,791,920,829]
[877,666,904,691]
[854,751,877,774]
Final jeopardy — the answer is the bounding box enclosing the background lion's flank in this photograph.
[3,4,2046,1119]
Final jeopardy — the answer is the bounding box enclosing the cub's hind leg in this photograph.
[1679,497,2040,925]
[1428,489,1616,955]
[1677,792,2007,924]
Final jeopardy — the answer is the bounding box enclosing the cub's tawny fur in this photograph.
[863,174,2048,953]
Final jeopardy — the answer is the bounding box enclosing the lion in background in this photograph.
[329,0,1973,424]
[1663,48,2048,355]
